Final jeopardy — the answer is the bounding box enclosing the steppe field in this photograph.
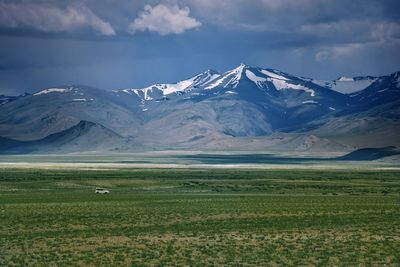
[0,159,399,266]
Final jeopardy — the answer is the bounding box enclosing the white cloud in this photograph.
[128,4,201,35]
[0,3,115,36]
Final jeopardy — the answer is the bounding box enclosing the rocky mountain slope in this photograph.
[0,64,399,153]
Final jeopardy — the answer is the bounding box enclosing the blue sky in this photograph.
[0,0,399,94]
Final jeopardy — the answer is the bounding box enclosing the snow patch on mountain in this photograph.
[205,64,245,90]
[261,69,289,81]
[123,70,220,99]
[139,87,159,100]
[34,88,72,96]
[314,77,376,94]
[337,76,354,82]
[192,70,220,87]
[156,69,220,94]
[204,64,319,96]
[272,79,315,96]
[302,100,318,104]
[245,70,267,88]
[331,78,375,94]
[204,78,225,90]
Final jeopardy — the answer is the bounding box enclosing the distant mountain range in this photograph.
[0,64,399,154]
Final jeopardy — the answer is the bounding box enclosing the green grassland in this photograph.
[0,168,399,266]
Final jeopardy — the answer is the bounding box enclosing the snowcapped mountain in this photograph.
[204,64,317,96]
[179,64,348,132]
[343,71,400,115]
[0,64,399,153]
[202,64,343,100]
[313,76,377,94]
[119,69,220,101]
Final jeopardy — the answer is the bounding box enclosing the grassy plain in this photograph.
[0,168,399,266]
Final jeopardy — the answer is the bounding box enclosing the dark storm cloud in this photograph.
[0,0,399,94]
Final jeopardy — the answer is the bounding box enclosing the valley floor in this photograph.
[0,151,399,170]
[0,167,399,265]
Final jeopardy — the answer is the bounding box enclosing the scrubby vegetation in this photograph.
[0,168,399,265]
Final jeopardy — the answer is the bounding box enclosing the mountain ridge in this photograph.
[0,64,399,153]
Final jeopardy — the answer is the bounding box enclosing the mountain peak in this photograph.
[204,64,248,90]
[121,68,221,99]
[235,63,249,71]
[204,64,290,90]
[1,64,399,153]
[231,64,247,73]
